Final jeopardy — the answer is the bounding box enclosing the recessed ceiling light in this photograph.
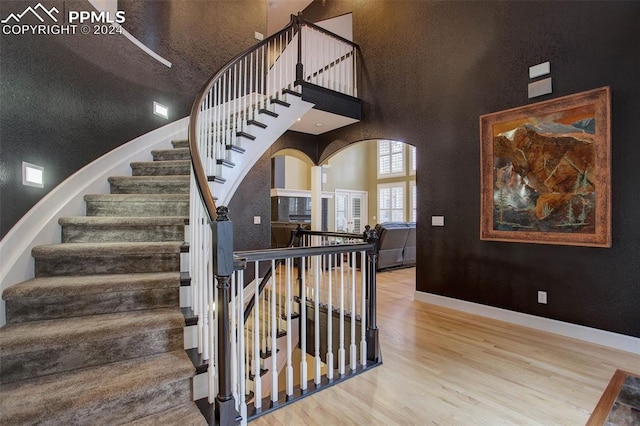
[297,118,301,121]
[315,123,324,127]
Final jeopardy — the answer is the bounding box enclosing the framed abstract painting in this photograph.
[480,86,611,247]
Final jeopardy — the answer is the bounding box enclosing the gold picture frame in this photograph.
[480,86,611,247]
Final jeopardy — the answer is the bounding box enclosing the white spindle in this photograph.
[231,273,238,406]
[285,258,294,396]
[253,261,262,409]
[314,255,321,384]
[339,254,346,375]
[360,251,367,366]
[300,256,308,390]
[350,251,357,370]
[270,260,278,403]
[326,254,334,380]
[237,270,247,421]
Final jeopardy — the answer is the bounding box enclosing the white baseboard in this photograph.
[414,291,640,355]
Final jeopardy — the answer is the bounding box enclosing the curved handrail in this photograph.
[188,16,299,223]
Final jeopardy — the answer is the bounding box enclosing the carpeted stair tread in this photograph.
[108,175,190,194]
[59,216,187,227]
[4,272,180,299]
[32,242,183,276]
[0,308,184,355]
[59,216,186,243]
[3,272,181,323]
[171,139,189,149]
[84,193,189,217]
[151,147,190,161]
[131,160,190,176]
[0,308,185,383]
[123,401,207,425]
[33,241,183,257]
[0,350,194,425]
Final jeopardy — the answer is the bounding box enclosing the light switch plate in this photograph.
[253,216,261,225]
[431,216,445,226]
[528,77,552,98]
[529,61,550,79]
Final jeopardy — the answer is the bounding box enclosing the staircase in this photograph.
[0,140,207,425]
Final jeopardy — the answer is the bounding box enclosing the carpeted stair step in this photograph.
[84,194,189,217]
[131,159,191,176]
[32,242,182,277]
[0,308,185,384]
[59,216,186,243]
[151,147,190,161]
[108,175,190,194]
[171,139,189,149]
[0,350,194,425]
[3,272,181,323]
[123,401,207,425]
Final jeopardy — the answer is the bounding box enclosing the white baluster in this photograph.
[286,258,293,396]
[350,251,357,370]
[253,261,262,409]
[339,253,346,375]
[300,256,308,391]
[326,254,333,380]
[270,260,278,404]
[360,251,367,366]
[314,255,321,385]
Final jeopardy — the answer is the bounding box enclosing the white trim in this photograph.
[270,188,334,199]
[119,26,172,68]
[0,117,189,326]
[87,0,172,68]
[409,180,417,223]
[414,291,640,355]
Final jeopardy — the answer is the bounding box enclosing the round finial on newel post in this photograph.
[216,206,230,221]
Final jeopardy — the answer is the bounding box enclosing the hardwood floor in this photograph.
[251,267,640,425]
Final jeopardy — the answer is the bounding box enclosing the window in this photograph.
[378,140,405,178]
[378,183,405,223]
[410,181,417,222]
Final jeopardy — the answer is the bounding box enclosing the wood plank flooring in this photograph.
[251,267,640,425]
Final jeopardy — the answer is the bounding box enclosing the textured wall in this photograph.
[0,0,266,238]
[301,1,640,337]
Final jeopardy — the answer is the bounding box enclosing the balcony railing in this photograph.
[187,14,367,425]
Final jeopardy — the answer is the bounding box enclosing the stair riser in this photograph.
[6,289,179,323]
[1,329,183,384]
[152,151,190,161]
[2,377,192,425]
[35,254,180,277]
[171,140,189,149]
[131,164,190,176]
[109,181,189,195]
[62,225,185,243]
[85,200,189,217]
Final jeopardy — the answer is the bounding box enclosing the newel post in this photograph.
[212,206,240,426]
[364,225,380,363]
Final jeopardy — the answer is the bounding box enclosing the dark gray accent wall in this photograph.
[301,1,640,337]
[0,0,266,239]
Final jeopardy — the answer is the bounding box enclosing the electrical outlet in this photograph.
[253,216,261,225]
[537,291,547,304]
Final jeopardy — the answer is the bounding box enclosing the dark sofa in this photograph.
[373,222,416,270]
